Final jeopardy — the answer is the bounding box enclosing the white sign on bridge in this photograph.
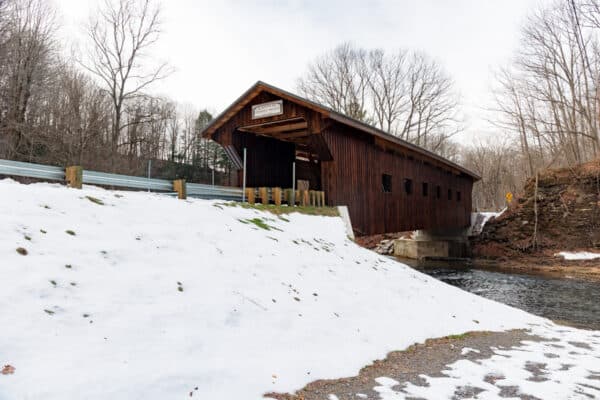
[251,100,283,119]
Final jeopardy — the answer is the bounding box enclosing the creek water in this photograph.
[417,266,600,330]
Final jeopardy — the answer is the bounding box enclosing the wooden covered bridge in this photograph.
[201,81,479,236]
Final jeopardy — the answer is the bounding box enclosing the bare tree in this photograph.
[81,0,170,170]
[0,0,56,159]
[297,43,370,121]
[298,44,461,155]
[366,49,409,133]
[461,140,524,210]
[401,52,461,151]
[493,0,600,177]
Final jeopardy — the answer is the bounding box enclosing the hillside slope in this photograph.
[0,179,551,399]
[473,160,600,262]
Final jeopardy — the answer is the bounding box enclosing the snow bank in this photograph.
[469,210,504,236]
[556,251,600,260]
[0,179,541,399]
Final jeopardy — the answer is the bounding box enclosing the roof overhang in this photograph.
[200,81,480,181]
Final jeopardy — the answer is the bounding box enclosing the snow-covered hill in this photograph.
[0,179,543,399]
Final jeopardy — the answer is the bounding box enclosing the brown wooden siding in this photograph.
[321,123,472,235]
[209,87,475,236]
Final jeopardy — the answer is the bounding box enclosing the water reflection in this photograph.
[419,267,600,330]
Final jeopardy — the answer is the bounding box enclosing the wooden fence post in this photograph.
[315,191,321,207]
[301,190,309,206]
[284,189,293,205]
[245,188,255,204]
[309,190,316,207]
[65,166,83,189]
[320,191,325,207]
[173,179,186,199]
[259,187,269,205]
[272,187,282,206]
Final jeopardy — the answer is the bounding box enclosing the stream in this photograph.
[417,266,600,330]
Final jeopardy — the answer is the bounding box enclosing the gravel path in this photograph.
[264,328,600,400]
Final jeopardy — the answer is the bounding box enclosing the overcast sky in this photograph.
[57,0,551,143]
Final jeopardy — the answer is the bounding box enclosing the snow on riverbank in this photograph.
[556,251,600,260]
[0,179,568,399]
[469,210,504,236]
[376,324,600,399]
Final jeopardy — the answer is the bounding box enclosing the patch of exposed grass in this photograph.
[85,195,104,205]
[24,235,31,241]
[231,202,339,217]
[238,217,283,231]
[40,229,47,234]
[65,230,76,236]
[16,247,27,256]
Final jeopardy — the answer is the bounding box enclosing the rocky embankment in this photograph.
[472,160,600,277]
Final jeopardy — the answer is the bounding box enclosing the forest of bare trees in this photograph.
[2,0,600,208]
[464,0,600,209]
[297,43,462,160]
[0,0,230,182]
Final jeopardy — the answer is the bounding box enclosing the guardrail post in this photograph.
[259,187,269,205]
[65,166,83,189]
[245,188,255,204]
[173,179,186,199]
[272,187,282,206]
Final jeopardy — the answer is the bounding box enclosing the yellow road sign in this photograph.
[506,192,513,203]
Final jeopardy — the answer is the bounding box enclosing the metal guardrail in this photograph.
[0,158,243,201]
[187,182,243,201]
[0,159,64,181]
[83,170,172,191]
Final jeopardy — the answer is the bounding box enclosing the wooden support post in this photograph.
[295,190,301,205]
[320,191,325,207]
[259,187,269,205]
[173,179,186,199]
[245,188,255,204]
[272,187,282,206]
[309,190,316,207]
[301,190,309,206]
[315,191,321,207]
[65,166,83,189]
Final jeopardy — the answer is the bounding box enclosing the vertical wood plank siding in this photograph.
[321,123,473,235]
[210,89,474,236]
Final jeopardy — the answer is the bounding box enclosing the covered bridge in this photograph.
[201,81,479,236]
